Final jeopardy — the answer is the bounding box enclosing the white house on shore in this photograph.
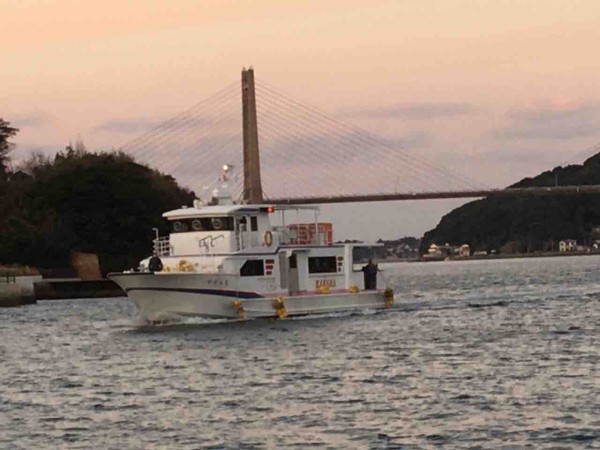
[559,239,577,252]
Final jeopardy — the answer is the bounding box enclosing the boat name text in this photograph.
[315,279,336,288]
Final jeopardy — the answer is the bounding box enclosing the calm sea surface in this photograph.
[1,256,599,449]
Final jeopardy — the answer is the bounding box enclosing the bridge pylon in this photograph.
[241,67,264,204]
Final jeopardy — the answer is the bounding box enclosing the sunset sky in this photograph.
[3,0,600,240]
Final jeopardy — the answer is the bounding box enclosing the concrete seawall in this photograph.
[1,277,124,306]
[0,284,26,307]
[0,275,41,307]
[34,279,125,300]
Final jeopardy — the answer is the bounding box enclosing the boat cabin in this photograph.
[161,205,276,255]
[155,202,331,256]
[150,202,382,294]
[145,167,384,294]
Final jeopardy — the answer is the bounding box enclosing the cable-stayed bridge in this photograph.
[120,68,600,205]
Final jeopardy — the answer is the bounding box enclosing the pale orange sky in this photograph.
[3,0,600,238]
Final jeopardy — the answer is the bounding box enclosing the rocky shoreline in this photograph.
[0,275,124,308]
[377,250,600,264]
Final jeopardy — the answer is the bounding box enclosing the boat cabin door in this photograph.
[279,250,306,294]
[287,253,299,293]
[235,217,247,250]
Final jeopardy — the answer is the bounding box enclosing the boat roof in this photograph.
[163,204,318,219]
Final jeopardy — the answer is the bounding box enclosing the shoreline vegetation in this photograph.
[378,250,600,264]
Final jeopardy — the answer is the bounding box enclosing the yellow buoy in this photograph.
[317,285,330,294]
[273,296,287,319]
[233,299,246,320]
[177,259,194,272]
[384,288,394,308]
[348,285,359,293]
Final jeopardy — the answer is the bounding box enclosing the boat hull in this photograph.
[108,272,390,322]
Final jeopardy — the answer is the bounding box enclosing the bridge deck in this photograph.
[267,185,600,205]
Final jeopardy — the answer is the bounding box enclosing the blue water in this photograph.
[1,256,599,449]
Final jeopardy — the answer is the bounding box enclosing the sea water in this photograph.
[1,256,598,449]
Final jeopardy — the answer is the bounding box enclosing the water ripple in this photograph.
[0,256,599,448]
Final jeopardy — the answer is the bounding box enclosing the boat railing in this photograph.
[271,226,288,246]
[153,236,172,257]
[275,226,328,246]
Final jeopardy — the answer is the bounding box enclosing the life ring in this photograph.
[211,218,223,230]
[263,230,273,247]
[191,219,202,231]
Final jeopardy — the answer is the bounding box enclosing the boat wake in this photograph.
[131,306,395,331]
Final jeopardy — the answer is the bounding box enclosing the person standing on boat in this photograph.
[362,259,378,290]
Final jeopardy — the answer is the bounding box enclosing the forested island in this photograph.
[0,119,194,274]
[421,152,600,255]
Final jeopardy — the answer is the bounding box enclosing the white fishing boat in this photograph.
[108,166,394,322]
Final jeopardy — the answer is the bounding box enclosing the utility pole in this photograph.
[241,67,264,204]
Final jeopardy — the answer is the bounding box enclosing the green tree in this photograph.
[0,118,19,174]
[421,152,600,254]
[0,148,195,273]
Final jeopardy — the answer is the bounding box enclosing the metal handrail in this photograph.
[153,236,172,257]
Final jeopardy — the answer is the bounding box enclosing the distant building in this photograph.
[374,237,420,259]
[425,243,454,259]
[428,243,439,255]
[559,239,577,252]
[426,243,473,258]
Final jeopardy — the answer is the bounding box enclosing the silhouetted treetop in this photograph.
[0,118,19,174]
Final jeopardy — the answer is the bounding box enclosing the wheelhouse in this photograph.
[155,204,332,257]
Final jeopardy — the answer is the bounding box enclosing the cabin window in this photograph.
[171,217,234,233]
[172,220,188,232]
[308,256,337,274]
[251,216,258,231]
[240,259,264,277]
[352,246,377,264]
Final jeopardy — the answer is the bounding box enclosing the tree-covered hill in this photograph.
[0,122,194,272]
[421,153,600,254]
